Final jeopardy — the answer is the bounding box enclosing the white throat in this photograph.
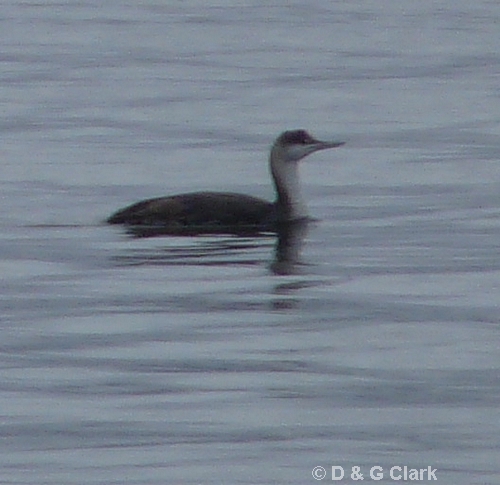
[270,147,308,221]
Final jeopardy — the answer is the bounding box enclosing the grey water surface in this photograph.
[1,1,500,484]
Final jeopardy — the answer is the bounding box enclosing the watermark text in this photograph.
[312,465,437,481]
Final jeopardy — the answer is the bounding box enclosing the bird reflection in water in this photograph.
[114,220,309,274]
[270,220,310,275]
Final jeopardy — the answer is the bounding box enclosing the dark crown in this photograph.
[279,130,317,146]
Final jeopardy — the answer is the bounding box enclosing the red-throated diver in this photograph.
[107,130,344,232]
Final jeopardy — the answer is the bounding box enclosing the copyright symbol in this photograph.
[312,466,327,480]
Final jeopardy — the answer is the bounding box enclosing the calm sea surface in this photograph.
[1,1,500,484]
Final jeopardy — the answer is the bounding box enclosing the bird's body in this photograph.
[107,130,344,233]
[107,191,275,229]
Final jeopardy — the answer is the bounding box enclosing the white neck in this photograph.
[270,145,307,221]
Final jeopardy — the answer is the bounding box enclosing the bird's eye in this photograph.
[298,131,310,144]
